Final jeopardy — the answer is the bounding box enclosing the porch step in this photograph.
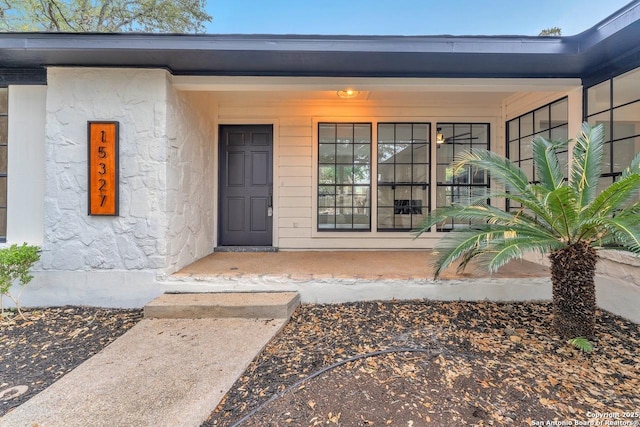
[144,291,300,319]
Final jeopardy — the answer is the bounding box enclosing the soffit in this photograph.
[172,77,579,104]
[171,76,581,93]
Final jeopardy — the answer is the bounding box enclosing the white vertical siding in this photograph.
[7,86,46,245]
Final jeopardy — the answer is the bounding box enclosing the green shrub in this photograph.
[568,337,594,353]
[0,243,41,320]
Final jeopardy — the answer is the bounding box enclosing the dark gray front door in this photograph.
[219,125,273,246]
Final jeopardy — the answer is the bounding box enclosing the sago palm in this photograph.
[414,123,640,339]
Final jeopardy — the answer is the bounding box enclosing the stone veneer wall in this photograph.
[164,87,216,274]
[24,68,174,307]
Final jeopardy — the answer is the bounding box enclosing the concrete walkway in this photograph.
[596,275,640,323]
[0,316,288,427]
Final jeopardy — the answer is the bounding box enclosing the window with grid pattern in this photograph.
[377,123,430,231]
[586,67,640,194]
[318,123,371,231]
[435,123,490,231]
[506,97,569,211]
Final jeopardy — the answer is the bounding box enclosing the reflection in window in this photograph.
[506,97,569,211]
[586,67,640,193]
[0,88,6,241]
[435,123,489,231]
[377,123,430,231]
[318,123,371,231]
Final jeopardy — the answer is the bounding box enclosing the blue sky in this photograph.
[204,0,633,36]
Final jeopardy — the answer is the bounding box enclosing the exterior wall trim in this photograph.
[0,68,46,86]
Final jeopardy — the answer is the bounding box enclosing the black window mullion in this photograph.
[436,122,489,231]
[318,122,371,232]
[0,88,7,242]
[609,79,615,176]
[506,98,569,212]
[377,122,431,231]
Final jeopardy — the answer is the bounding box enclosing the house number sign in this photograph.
[88,121,119,215]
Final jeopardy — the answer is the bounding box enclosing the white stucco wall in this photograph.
[39,67,170,271]
[164,87,216,274]
[15,68,222,307]
[19,68,175,307]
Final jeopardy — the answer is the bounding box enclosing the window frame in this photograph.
[312,117,494,237]
[0,87,7,243]
[585,67,640,189]
[317,122,372,232]
[505,96,569,212]
[376,122,431,232]
[435,122,491,232]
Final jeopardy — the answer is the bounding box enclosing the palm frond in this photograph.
[570,123,605,209]
[622,150,640,178]
[474,190,559,235]
[544,186,579,242]
[431,224,565,277]
[431,228,500,277]
[582,174,640,220]
[533,136,567,191]
[600,217,640,253]
[412,205,468,236]
[445,205,559,239]
[614,201,640,217]
[413,202,556,239]
[486,236,566,272]
[453,149,531,194]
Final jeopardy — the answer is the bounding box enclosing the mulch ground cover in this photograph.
[0,302,638,426]
[205,301,640,427]
[0,306,142,416]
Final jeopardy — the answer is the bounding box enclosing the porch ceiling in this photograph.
[171,76,580,92]
[171,76,580,104]
[203,90,518,104]
[172,76,581,105]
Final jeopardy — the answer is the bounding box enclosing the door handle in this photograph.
[268,194,273,208]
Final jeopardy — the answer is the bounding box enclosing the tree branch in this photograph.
[39,0,61,31]
[97,0,114,31]
[50,0,79,31]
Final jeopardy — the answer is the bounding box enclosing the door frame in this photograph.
[215,120,279,248]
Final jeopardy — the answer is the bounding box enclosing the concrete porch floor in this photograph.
[172,251,550,281]
[162,251,554,305]
[165,251,640,323]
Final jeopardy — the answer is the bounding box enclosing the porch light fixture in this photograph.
[337,89,359,98]
[436,128,445,144]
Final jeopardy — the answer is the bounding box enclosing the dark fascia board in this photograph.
[0,0,638,79]
[574,0,640,82]
[575,0,640,51]
[0,33,584,78]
